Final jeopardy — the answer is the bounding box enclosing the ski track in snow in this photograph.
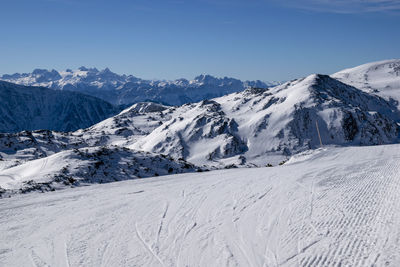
[1,145,400,266]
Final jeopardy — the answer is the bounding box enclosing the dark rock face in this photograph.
[0,81,118,133]
[342,112,358,141]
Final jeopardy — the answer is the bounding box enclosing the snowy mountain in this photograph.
[332,59,400,107]
[0,104,200,194]
[2,144,400,266]
[0,81,119,133]
[3,60,400,266]
[0,102,174,173]
[2,61,400,194]
[2,73,400,194]
[0,67,279,105]
[131,74,400,166]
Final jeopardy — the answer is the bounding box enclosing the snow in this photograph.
[0,146,197,194]
[332,59,400,106]
[1,144,400,266]
[0,151,71,189]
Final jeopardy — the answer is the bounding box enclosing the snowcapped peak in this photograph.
[30,68,62,82]
[78,66,89,71]
[98,67,118,78]
[32,68,48,75]
[100,67,112,74]
[270,74,382,108]
[193,74,218,84]
[334,59,400,76]
[191,74,245,88]
[305,73,322,81]
[293,73,330,86]
[331,59,400,107]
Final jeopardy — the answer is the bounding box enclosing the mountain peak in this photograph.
[194,74,217,83]
[31,68,61,82]
[99,67,114,75]
[331,59,400,107]
[32,68,48,75]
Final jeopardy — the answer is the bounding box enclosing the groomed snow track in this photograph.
[1,144,400,266]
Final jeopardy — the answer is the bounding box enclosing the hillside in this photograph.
[0,81,118,133]
[332,59,400,106]
[0,146,197,196]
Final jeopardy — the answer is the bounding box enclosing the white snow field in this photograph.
[1,144,400,266]
[332,59,400,106]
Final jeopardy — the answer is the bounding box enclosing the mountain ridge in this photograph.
[331,59,400,106]
[0,67,281,105]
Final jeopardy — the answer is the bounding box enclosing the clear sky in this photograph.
[1,0,400,81]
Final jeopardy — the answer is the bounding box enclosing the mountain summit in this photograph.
[332,59,400,106]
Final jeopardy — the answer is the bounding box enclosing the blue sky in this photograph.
[1,0,399,81]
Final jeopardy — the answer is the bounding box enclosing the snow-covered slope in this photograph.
[0,81,118,133]
[0,67,279,105]
[1,144,400,266]
[332,59,400,106]
[131,74,400,166]
[0,103,174,173]
[82,102,171,147]
[0,101,200,194]
[0,146,197,195]
[0,130,87,171]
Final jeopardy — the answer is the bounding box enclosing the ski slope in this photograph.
[1,144,400,266]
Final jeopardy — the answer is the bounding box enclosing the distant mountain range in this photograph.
[0,67,281,106]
